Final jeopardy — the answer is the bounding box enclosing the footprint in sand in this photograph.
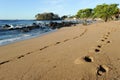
[83,56,94,62]
[117,58,120,61]
[107,41,111,44]
[55,42,61,45]
[101,39,105,42]
[97,45,102,48]
[17,55,25,59]
[53,65,57,68]
[94,48,100,53]
[88,47,101,54]
[40,46,49,50]
[26,52,31,55]
[0,60,10,65]
[105,35,109,37]
[73,36,79,39]
[25,52,33,55]
[97,65,109,76]
[74,56,93,64]
[107,32,110,35]
[63,39,70,42]
[104,37,108,40]
[80,33,84,36]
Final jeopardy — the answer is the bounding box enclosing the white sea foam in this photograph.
[0,37,21,46]
[0,20,60,46]
[0,29,54,46]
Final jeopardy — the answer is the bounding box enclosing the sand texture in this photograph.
[0,21,120,80]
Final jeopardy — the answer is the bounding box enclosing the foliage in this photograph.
[61,15,68,20]
[93,4,119,22]
[76,3,119,22]
[69,15,75,18]
[76,8,93,20]
[35,12,60,20]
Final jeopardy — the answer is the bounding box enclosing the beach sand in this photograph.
[0,21,120,80]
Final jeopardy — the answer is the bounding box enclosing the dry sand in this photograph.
[0,21,120,80]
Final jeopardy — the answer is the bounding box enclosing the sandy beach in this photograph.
[0,21,120,80]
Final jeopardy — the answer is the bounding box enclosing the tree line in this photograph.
[76,3,119,22]
[35,3,120,22]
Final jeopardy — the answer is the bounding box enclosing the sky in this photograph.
[0,0,120,19]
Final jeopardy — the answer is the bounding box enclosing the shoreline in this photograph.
[0,20,81,46]
[0,29,57,47]
[0,21,120,80]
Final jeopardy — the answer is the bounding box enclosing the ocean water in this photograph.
[0,20,95,46]
[0,20,58,46]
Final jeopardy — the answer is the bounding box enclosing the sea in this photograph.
[0,20,94,46]
[0,20,61,46]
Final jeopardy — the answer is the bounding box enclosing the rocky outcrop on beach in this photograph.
[0,21,78,32]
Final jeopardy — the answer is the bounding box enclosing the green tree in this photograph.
[93,4,119,22]
[69,15,75,18]
[76,8,93,20]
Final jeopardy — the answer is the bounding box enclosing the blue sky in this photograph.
[0,0,120,19]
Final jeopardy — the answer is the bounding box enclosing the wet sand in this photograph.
[0,21,120,80]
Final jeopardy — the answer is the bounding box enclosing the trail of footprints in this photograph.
[0,28,87,66]
[74,31,112,79]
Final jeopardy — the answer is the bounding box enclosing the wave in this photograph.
[0,37,22,46]
[0,28,53,46]
[0,33,34,46]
